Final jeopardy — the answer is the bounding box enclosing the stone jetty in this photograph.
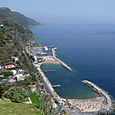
[83,80,113,112]
[52,48,73,72]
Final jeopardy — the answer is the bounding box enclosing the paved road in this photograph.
[61,105,82,115]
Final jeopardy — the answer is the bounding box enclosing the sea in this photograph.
[32,23,115,100]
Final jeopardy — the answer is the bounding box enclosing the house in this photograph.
[0,24,4,28]
[11,56,19,63]
[0,65,3,70]
[8,79,16,83]
[49,98,58,109]
[4,64,15,69]
[15,74,25,81]
[28,85,37,92]
[0,75,4,81]
[11,70,17,75]
[17,69,25,73]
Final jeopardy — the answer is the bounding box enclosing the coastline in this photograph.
[27,44,114,114]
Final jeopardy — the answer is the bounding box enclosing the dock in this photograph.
[53,84,61,88]
[83,80,112,112]
[44,69,55,72]
[52,48,73,72]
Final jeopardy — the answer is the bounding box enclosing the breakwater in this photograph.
[83,80,113,112]
[52,48,73,72]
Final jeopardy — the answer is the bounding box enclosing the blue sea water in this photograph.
[32,23,115,99]
[41,64,98,98]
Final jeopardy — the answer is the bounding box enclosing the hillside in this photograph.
[0,7,39,27]
[0,8,52,115]
[0,99,44,115]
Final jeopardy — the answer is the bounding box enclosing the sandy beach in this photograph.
[67,96,106,112]
[37,56,60,64]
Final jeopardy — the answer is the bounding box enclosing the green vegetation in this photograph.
[0,7,39,27]
[30,92,53,115]
[5,87,29,103]
[0,10,37,75]
[2,71,13,78]
[0,99,44,115]
[0,7,52,115]
[0,85,4,98]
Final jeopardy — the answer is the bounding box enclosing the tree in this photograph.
[5,87,28,103]
[0,85,4,98]
[3,71,13,78]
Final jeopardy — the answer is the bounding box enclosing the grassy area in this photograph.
[29,92,52,115]
[29,92,45,111]
[29,92,39,106]
[0,99,44,115]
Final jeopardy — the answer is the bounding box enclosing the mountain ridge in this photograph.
[0,7,39,27]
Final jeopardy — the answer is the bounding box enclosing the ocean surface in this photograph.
[32,23,115,99]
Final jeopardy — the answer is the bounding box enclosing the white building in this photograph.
[0,24,4,28]
[11,56,19,62]
[11,70,17,75]
[15,74,25,81]
[0,65,3,70]
[4,64,15,69]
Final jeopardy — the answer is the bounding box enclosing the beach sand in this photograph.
[37,56,60,64]
[67,96,106,112]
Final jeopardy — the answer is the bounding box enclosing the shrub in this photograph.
[3,71,13,78]
[0,84,4,98]
[5,87,29,103]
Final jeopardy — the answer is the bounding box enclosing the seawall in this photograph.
[83,80,113,112]
[35,63,64,105]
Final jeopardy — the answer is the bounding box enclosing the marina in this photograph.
[27,43,114,114]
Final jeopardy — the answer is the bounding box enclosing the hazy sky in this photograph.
[0,0,115,23]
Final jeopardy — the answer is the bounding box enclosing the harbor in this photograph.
[34,46,73,71]
[27,45,114,114]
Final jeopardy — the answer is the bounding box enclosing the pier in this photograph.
[52,48,73,72]
[83,80,112,112]
[53,84,61,88]
[44,69,55,72]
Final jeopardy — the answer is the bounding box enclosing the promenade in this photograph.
[36,63,64,105]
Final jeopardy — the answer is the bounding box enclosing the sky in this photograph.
[0,0,115,24]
